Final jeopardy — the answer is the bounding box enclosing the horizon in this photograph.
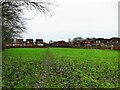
[16,36,119,43]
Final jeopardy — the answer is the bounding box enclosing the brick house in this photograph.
[85,40,92,47]
[73,41,81,47]
[26,39,33,46]
[35,39,44,46]
[73,40,85,47]
[80,40,85,47]
[109,37,120,46]
[84,38,96,47]
[96,38,109,47]
[16,39,23,46]
[109,37,120,50]
[57,41,68,47]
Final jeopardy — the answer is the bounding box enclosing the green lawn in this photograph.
[2,48,119,88]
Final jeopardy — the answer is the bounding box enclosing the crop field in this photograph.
[2,48,119,88]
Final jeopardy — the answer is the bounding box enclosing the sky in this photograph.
[22,0,119,43]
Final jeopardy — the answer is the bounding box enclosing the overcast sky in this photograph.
[22,0,119,43]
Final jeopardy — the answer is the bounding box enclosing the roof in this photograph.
[36,39,43,41]
[110,37,120,40]
[16,39,23,41]
[26,39,33,41]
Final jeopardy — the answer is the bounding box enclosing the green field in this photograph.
[2,48,119,88]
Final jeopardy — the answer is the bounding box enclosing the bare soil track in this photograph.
[36,48,52,88]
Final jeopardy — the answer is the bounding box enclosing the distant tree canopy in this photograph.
[1,0,56,49]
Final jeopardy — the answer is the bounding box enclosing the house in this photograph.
[57,40,68,47]
[48,40,68,47]
[109,37,120,46]
[85,40,92,47]
[91,40,97,47]
[109,37,120,50]
[26,39,33,46]
[52,41,58,47]
[80,40,85,47]
[96,38,109,47]
[35,39,44,46]
[72,37,85,47]
[84,38,96,47]
[16,39,23,46]
[73,41,81,47]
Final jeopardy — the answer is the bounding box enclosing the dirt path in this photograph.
[36,48,52,88]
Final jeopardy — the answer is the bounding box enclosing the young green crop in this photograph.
[2,48,47,88]
[48,48,119,88]
[2,48,119,88]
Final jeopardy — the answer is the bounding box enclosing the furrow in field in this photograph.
[37,48,52,88]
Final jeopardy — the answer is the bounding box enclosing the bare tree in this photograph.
[1,0,57,49]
